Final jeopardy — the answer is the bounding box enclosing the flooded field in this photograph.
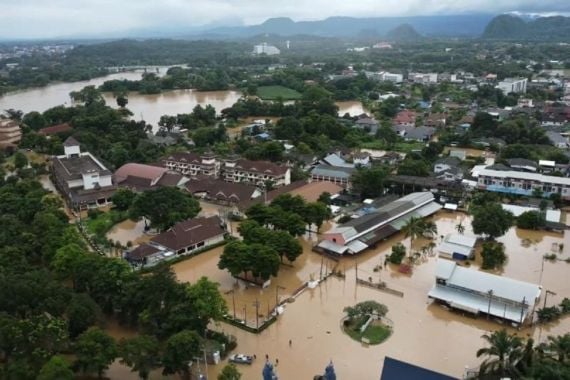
[105,208,570,379]
[106,219,151,246]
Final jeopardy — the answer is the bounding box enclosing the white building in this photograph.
[253,43,280,56]
[438,234,477,260]
[409,72,438,84]
[52,137,116,209]
[477,168,570,200]
[497,78,528,94]
[428,260,541,324]
[222,157,290,187]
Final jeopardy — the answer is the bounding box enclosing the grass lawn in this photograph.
[257,85,302,100]
[84,210,128,237]
[344,320,391,345]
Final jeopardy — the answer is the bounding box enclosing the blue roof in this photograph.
[380,357,457,380]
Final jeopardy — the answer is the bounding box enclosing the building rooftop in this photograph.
[55,154,110,180]
[381,356,457,380]
[479,168,570,186]
[434,259,541,305]
[114,163,168,184]
[151,216,225,251]
[63,136,80,147]
[311,165,355,179]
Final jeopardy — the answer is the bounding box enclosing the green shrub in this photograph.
[387,243,406,265]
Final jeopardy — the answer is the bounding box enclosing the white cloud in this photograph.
[0,0,569,38]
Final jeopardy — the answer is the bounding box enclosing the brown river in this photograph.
[0,71,364,131]
[103,208,570,380]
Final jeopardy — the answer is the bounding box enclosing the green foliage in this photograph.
[536,306,562,323]
[516,211,546,230]
[13,151,28,170]
[476,329,524,379]
[162,330,202,379]
[130,187,201,231]
[37,356,73,380]
[397,157,431,177]
[119,335,161,380]
[218,363,242,380]
[344,300,388,320]
[481,241,507,270]
[67,293,100,338]
[111,188,137,211]
[351,166,389,199]
[73,327,118,378]
[471,203,513,239]
[219,241,281,281]
[257,85,302,100]
[388,243,406,264]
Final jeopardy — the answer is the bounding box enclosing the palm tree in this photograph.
[456,221,465,234]
[402,216,424,255]
[476,329,524,379]
[540,334,570,363]
[421,220,437,239]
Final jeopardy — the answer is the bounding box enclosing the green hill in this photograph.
[386,24,422,42]
[483,14,570,40]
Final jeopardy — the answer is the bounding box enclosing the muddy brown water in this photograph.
[104,209,570,379]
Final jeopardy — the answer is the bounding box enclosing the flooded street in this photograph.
[104,209,570,379]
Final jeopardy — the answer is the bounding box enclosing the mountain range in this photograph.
[482,14,570,40]
[203,15,495,38]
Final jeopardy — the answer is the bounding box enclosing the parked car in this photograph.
[229,354,254,365]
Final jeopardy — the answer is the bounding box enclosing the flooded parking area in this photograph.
[106,208,570,379]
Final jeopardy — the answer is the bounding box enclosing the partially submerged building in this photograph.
[437,234,477,260]
[125,216,226,267]
[317,192,442,255]
[428,260,541,325]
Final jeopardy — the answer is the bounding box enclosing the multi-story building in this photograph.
[222,156,290,187]
[0,119,22,148]
[52,137,116,210]
[252,43,280,56]
[409,72,438,84]
[161,152,220,177]
[497,77,528,94]
[477,167,570,199]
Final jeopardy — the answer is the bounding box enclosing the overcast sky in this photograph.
[1,0,570,39]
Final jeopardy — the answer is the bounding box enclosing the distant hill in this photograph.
[206,14,494,38]
[386,24,422,41]
[483,14,570,40]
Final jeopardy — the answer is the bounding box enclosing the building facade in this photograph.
[161,152,220,177]
[52,137,116,209]
[477,168,570,200]
[0,119,22,148]
[497,78,528,94]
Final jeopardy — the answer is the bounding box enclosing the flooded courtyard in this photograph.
[104,206,570,379]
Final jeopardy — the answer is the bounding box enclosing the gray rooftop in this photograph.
[311,164,355,179]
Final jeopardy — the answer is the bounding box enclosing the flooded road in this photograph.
[105,209,570,379]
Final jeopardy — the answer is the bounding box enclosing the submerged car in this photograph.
[229,354,254,365]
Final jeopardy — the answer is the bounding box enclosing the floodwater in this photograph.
[336,101,368,117]
[106,219,151,247]
[0,67,242,129]
[105,209,570,379]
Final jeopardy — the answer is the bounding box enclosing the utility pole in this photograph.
[253,299,260,329]
[487,289,494,320]
[520,297,527,326]
[243,305,247,326]
[355,260,358,283]
[232,290,236,319]
[544,290,557,309]
[319,256,324,280]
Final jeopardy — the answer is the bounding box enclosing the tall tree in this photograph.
[476,329,524,379]
[471,203,513,239]
[73,327,118,379]
[401,216,424,254]
[186,277,228,332]
[351,166,389,199]
[162,330,202,380]
[37,356,73,380]
[130,187,201,231]
[119,335,161,380]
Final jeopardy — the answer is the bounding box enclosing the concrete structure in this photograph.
[125,216,226,266]
[409,72,438,84]
[497,77,528,94]
[222,157,290,187]
[437,234,477,260]
[546,131,568,149]
[506,158,538,172]
[428,260,541,324]
[162,152,220,178]
[0,119,22,148]
[477,168,570,200]
[253,43,280,56]
[318,192,442,255]
[310,165,355,188]
[52,137,116,210]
